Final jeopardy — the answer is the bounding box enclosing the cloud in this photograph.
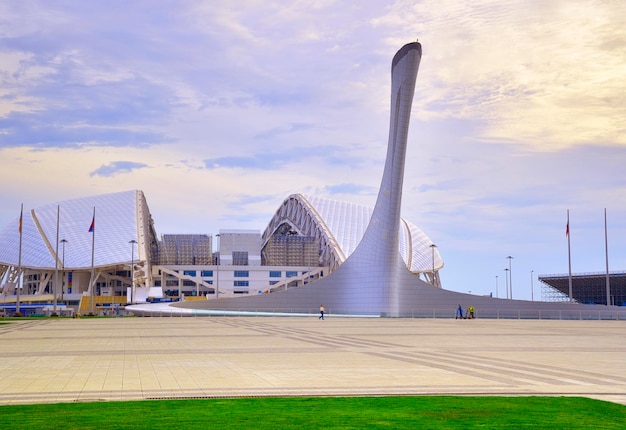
[374,0,626,149]
[324,183,377,196]
[0,37,178,148]
[203,143,372,171]
[0,112,167,148]
[90,161,149,177]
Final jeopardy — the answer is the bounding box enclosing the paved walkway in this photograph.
[0,317,624,405]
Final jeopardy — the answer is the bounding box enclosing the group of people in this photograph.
[318,304,476,320]
[456,304,475,319]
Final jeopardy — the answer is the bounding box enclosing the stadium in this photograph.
[1,41,623,318]
[0,189,443,316]
[1,187,621,317]
[539,272,626,306]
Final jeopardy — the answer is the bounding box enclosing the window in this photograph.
[234,281,249,287]
[234,271,249,278]
[286,271,298,278]
[269,271,282,278]
[269,281,278,285]
[183,270,196,277]
[232,251,249,266]
[201,270,213,277]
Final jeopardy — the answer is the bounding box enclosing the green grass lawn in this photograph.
[0,396,624,429]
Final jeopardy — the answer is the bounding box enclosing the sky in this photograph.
[1,0,625,301]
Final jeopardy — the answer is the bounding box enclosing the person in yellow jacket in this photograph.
[468,305,475,319]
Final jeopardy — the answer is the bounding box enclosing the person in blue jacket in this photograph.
[456,304,463,319]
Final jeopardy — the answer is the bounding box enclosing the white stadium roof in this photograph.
[261,194,443,274]
[0,190,143,270]
[0,190,443,277]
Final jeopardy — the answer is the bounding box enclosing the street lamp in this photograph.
[507,256,513,299]
[306,237,312,285]
[129,240,137,304]
[504,268,509,299]
[495,275,499,299]
[429,244,437,286]
[215,234,220,299]
[61,239,67,302]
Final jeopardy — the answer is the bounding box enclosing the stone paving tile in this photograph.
[0,317,624,405]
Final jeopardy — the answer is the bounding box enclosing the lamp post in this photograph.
[129,240,137,304]
[530,270,534,301]
[507,256,513,299]
[307,238,311,285]
[61,239,67,302]
[215,234,220,299]
[504,268,509,299]
[495,275,498,299]
[429,244,437,286]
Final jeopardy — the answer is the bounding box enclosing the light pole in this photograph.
[215,234,220,299]
[507,256,513,299]
[530,270,534,301]
[129,240,137,304]
[429,244,437,286]
[495,275,499,299]
[307,238,311,285]
[61,239,67,302]
[504,268,509,299]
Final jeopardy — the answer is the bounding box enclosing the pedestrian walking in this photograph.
[319,304,325,320]
[456,304,463,319]
[468,305,475,319]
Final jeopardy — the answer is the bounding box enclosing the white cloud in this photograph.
[375,0,626,148]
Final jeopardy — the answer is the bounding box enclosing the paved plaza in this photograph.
[0,317,625,405]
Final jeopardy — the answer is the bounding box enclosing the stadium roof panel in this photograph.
[0,190,141,270]
[262,194,443,274]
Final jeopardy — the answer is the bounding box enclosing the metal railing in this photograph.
[130,306,626,320]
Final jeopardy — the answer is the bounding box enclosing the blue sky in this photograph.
[1,0,625,300]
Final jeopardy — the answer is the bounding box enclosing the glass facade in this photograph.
[232,251,248,266]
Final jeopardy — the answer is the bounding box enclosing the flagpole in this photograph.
[567,209,573,302]
[53,205,60,315]
[604,208,611,306]
[89,207,95,315]
[16,204,23,316]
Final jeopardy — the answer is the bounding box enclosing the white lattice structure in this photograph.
[0,190,155,300]
[261,194,443,285]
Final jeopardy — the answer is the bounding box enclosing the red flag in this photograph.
[18,209,23,234]
[88,217,94,233]
[565,222,569,237]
